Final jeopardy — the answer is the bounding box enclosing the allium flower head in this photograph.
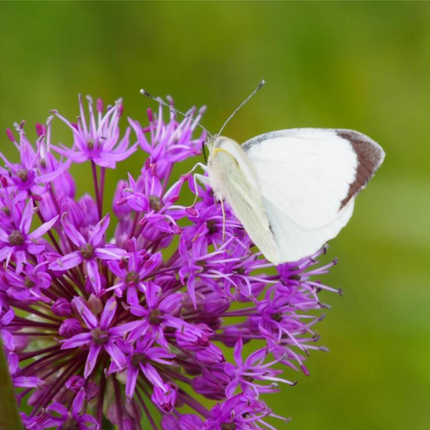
[1,94,340,429]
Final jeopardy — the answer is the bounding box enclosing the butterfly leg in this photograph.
[187,162,209,207]
[220,198,226,241]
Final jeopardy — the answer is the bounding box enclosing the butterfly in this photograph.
[205,128,384,264]
[141,82,385,264]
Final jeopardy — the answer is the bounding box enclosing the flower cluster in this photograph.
[0,95,339,429]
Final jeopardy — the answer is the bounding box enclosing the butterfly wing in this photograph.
[208,141,280,264]
[242,128,384,262]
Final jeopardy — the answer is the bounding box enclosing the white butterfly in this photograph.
[141,84,385,264]
[205,128,385,264]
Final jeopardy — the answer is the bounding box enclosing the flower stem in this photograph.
[0,338,24,430]
[100,166,106,216]
[91,161,102,219]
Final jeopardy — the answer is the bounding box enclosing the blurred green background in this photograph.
[1,2,430,429]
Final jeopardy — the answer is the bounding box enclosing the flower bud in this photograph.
[52,298,72,317]
[59,318,83,338]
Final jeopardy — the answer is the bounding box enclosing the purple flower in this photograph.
[4,259,51,302]
[129,100,204,177]
[127,281,184,348]
[224,337,295,399]
[7,352,43,389]
[109,337,175,401]
[0,94,341,429]
[1,307,15,350]
[52,95,137,168]
[61,297,136,378]
[1,122,70,200]
[107,238,162,304]
[49,214,126,294]
[0,202,58,273]
[43,388,98,429]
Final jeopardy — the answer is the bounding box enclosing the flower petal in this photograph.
[89,213,110,246]
[72,297,98,329]
[61,217,86,247]
[84,344,102,379]
[86,259,102,295]
[61,332,92,349]
[125,366,139,399]
[94,246,127,260]
[28,215,59,240]
[100,297,117,329]
[49,251,82,271]
[104,341,126,369]
[19,202,33,234]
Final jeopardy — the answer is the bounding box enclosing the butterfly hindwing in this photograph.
[208,145,280,263]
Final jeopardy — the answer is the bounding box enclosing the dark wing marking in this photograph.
[336,130,385,208]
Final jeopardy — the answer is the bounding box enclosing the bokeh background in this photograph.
[1,2,430,429]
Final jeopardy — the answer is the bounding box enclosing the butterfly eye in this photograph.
[202,140,208,163]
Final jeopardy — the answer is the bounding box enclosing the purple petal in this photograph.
[0,247,12,263]
[225,380,238,398]
[38,159,71,183]
[126,322,149,344]
[126,286,138,306]
[233,337,243,366]
[125,366,139,399]
[109,320,142,337]
[179,415,204,430]
[49,251,82,271]
[47,401,68,417]
[84,344,102,378]
[1,330,15,350]
[14,376,43,389]
[104,341,126,369]
[246,347,268,366]
[19,202,33,234]
[161,415,180,430]
[89,214,110,246]
[94,247,127,260]
[77,414,99,428]
[100,297,117,329]
[28,215,59,240]
[61,217,86,247]
[51,144,88,163]
[86,259,102,294]
[186,275,197,309]
[14,250,26,274]
[72,297,98,329]
[159,293,182,314]
[26,243,45,255]
[2,308,15,325]
[141,362,164,390]
[7,351,18,373]
[61,332,92,349]
[71,388,85,414]
[0,227,9,243]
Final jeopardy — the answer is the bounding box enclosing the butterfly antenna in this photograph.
[216,79,266,138]
[140,89,213,140]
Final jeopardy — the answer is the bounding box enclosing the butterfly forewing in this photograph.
[242,128,384,230]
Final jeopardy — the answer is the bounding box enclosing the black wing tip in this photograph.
[335,129,385,168]
[336,129,385,208]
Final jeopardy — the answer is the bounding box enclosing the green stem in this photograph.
[0,338,23,430]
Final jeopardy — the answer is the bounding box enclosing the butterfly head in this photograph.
[206,135,232,158]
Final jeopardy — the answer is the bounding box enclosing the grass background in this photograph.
[1,2,430,429]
